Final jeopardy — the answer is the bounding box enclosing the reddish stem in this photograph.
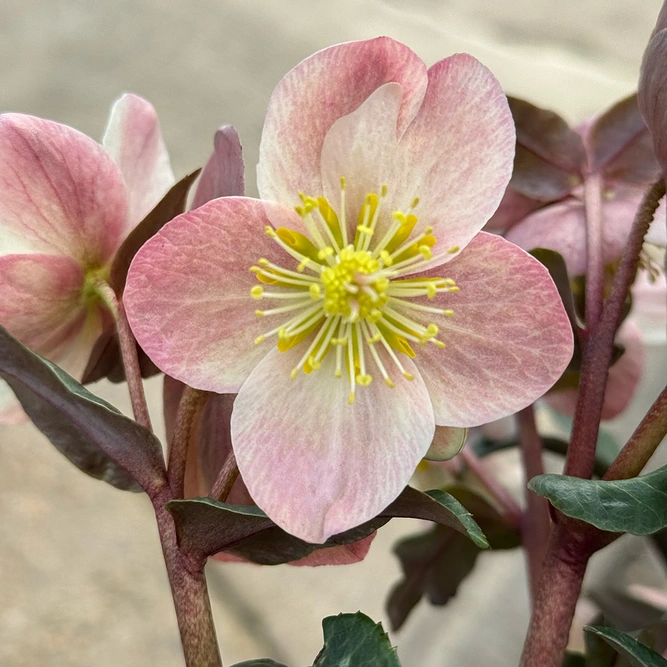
[564,178,665,480]
[604,385,667,481]
[460,446,522,530]
[517,406,550,602]
[94,280,152,430]
[209,451,239,502]
[584,172,605,331]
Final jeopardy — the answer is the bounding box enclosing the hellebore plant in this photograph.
[124,38,573,544]
[1,16,667,667]
[0,94,174,422]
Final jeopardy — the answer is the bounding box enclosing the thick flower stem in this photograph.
[604,386,667,481]
[210,451,239,502]
[94,280,152,431]
[517,405,550,602]
[520,525,591,667]
[565,178,666,480]
[154,491,223,667]
[169,386,207,498]
[584,172,605,332]
[460,447,522,530]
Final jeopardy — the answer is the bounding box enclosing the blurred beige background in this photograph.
[1,1,666,666]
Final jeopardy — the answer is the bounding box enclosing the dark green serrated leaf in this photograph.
[110,169,201,295]
[529,465,667,535]
[386,485,519,630]
[167,485,488,563]
[312,612,400,667]
[0,327,166,494]
[231,661,289,667]
[585,626,667,666]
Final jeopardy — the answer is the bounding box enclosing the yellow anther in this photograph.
[418,245,433,260]
[278,327,288,339]
[309,283,321,299]
[357,225,373,235]
[402,371,415,381]
[356,374,373,386]
[410,197,420,209]
[366,333,382,344]
[297,258,309,273]
[380,250,393,266]
[250,266,261,273]
[340,176,347,190]
[425,323,439,338]
[448,286,460,293]
[348,391,356,405]
[448,245,460,254]
[374,277,389,292]
[290,368,299,380]
[255,310,265,317]
[384,377,396,388]
[254,335,266,345]
[250,286,264,299]
[432,339,446,349]
[264,226,276,238]
[442,309,454,317]
[381,184,388,197]
[424,226,433,234]
[426,283,437,299]
[335,368,343,378]
[369,309,382,323]
[392,211,407,224]
[308,356,321,370]
[317,247,334,260]
[258,258,270,266]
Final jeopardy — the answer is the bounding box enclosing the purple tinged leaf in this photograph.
[110,169,201,295]
[639,2,667,173]
[0,326,167,494]
[508,96,585,201]
[589,94,660,186]
[585,626,667,666]
[191,125,245,208]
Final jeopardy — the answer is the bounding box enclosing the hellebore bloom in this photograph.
[0,94,174,421]
[125,38,573,543]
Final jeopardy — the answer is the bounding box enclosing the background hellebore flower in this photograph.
[493,96,667,420]
[0,94,174,422]
[125,38,573,544]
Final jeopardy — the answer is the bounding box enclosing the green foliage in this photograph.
[585,626,667,666]
[167,485,488,564]
[0,326,166,494]
[529,466,667,535]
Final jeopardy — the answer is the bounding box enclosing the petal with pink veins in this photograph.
[0,114,129,263]
[546,319,644,421]
[102,94,175,226]
[192,125,245,208]
[124,197,299,393]
[258,37,428,207]
[388,54,515,263]
[231,346,435,544]
[411,233,573,426]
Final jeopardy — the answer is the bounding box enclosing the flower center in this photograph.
[249,179,459,404]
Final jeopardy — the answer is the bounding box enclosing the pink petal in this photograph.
[412,232,573,426]
[231,346,435,543]
[124,197,296,393]
[505,194,645,277]
[288,534,376,566]
[0,253,109,423]
[389,54,515,262]
[191,125,245,208]
[102,93,174,226]
[0,114,129,263]
[485,188,544,233]
[257,37,427,207]
[546,319,644,420]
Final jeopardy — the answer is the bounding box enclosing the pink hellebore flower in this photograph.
[125,39,573,544]
[0,94,174,422]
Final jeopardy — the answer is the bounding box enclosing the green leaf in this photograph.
[0,327,166,494]
[529,465,667,535]
[312,612,400,667]
[386,485,520,630]
[231,661,289,667]
[167,486,488,563]
[110,169,201,294]
[585,626,667,666]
